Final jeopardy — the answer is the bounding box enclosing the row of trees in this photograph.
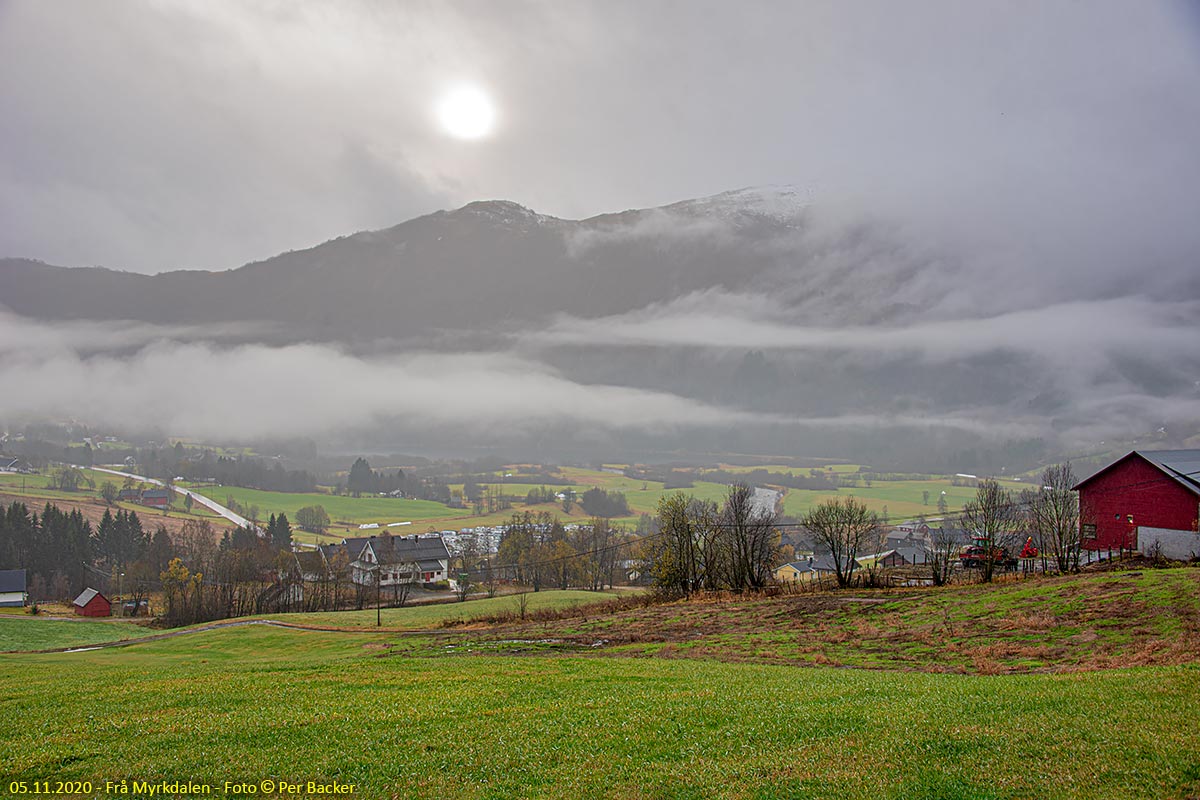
[642,484,778,596]
[0,500,173,604]
[965,463,1081,581]
[492,511,632,592]
[343,457,457,503]
[578,488,630,518]
[158,518,305,625]
[145,445,318,493]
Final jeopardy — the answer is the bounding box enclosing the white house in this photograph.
[341,534,451,587]
[0,569,27,607]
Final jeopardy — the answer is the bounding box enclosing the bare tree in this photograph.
[392,560,417,607]
[720,483,778,591]
[481,558,499,598]
[453,567,471,602]
[1023,462,1081,573]
[801,497,879,588]
[961,479,1020,582]
[927,526,959,586]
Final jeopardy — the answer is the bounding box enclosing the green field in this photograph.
[1,623,1198,799]
[191,485,456,528]
[710,462,864,475]
[255,589,625,630]
[0,616,157,652]
[779,478,1028,520]
[190,470,737,532]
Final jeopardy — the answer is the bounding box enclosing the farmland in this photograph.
[252,588,629,630]
[189,485,453,526]
[2,580,1199,798]
[0,469,234,537]
[0,615,157,652]
[442,568,1200,673]
[0,463,1076,544]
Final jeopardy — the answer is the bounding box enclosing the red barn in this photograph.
[1073,450,1200,552]
[72,587,111,617]
[140,489,171,508]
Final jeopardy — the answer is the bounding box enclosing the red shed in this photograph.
[1073,450,1200,552]
[72,587,111,617]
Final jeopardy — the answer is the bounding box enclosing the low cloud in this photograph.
[532,291,1200,365]
[0,312,1072,444]
[565,208,739,259]
[0,313,777,440]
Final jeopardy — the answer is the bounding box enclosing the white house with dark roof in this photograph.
[337,534,451,587]
[0,569,27,607]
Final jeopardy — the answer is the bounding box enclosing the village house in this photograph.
[73,587,111,617]
[0,569,28,607]
[773,555,846,582]
[334,534,451,587]
[1074,449,1200,558]
[293,548,332,583]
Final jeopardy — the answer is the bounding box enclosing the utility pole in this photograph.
[375,567,381,627]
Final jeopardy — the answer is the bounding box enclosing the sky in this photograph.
[2,1,1199,458]
[2,0,1199,275]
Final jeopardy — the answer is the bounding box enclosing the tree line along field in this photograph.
[2,570,1199,798]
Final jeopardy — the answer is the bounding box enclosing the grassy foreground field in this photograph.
[0,626,1197,799]
[0,615,157,652]
[255,589,627,630]
[2,570,1199,798]
[2,628,1200,796]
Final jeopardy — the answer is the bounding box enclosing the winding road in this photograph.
[87,466,255,529]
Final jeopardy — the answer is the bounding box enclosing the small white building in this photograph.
[0,569,27,607]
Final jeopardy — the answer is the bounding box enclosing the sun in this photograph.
[437,85,496,140]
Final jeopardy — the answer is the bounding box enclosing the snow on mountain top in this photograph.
[450,200,556,226]
[660,186,814,223]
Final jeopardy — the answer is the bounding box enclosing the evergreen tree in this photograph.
[348,457,375,497]
[272,513,292,552]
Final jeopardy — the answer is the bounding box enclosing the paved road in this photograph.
[86,466,255,529]
[752,486,781,516]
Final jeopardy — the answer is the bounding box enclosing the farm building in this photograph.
[1073,450,1200,553]
[0,569,28,607]
[856,550,909,569]
[73,588,111,617]
[140,489,171,508]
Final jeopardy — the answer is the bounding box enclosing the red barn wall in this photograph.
[76,596,111,617]
[1079,456,1200,550]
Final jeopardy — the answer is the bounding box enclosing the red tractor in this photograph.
[959,537,1018,569]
